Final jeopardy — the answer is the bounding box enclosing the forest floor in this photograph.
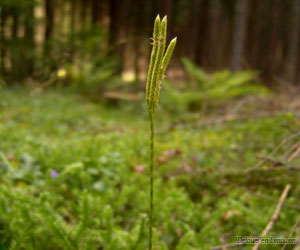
[1,87,300,249]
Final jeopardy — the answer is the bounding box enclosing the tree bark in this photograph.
[231,0,249,72]
[0,8,8,76]
[158,0,173,39]
[286,0,300,84]
[92,0,101,25]
[183,0,201,62]
[195,0,210,66]
[45,0,54,40]
[23,1,35,79]
[109,0,132,74]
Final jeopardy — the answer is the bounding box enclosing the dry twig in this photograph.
[252,184,291,250]
[249,155,300,171]
[232,184,300,211]
[288,143,300,162]
[210,242,246,250]
[245,133,300,173]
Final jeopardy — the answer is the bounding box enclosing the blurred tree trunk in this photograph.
[219,1,233,68]
[206,2,222,70]
[0,8,8,76]
[261,0,281,82]
[109,0,132,74]
[44,0,55,62]
[286,0,300,84]
[2,2,36,82]
[23,2,35,79]
[183,0,201,62]
[247,0,269,71]
[158,0,173,39]
[231,0,249,72]
[92,0,101,25]
[69,0,76,61]
[99,0,111,55]
[132,0,147,82]
[278,0,291,72]
[211,2,224,69]
[195,0,210,66]
[256,0,271,74]
[80,0,92,30]
[246,0,258,68]
[80,0,88,30]
[45,0,54,40]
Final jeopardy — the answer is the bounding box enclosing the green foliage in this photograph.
[1,0,37,82]
[67,28,120,97]
[0,88,299,250]
[183,58,269,98]
[68,57,119,96]
[1,0,35,9]
[169,58,270,112]
[42,28,120,96]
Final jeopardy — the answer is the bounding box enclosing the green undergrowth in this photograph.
[0,88,299,249]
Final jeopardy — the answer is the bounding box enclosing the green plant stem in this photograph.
[148,111,154,250]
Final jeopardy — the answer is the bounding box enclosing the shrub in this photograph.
[68,56,120,97]
[159,59,269,114]
[182,58,268,101]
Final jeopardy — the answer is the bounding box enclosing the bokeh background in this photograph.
[1,0,300,85]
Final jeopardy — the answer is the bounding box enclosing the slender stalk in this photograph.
[145,15,176,250]
[148,111,154,250]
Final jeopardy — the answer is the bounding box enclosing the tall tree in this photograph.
[286,0,300,84]
[263,0,281,81]
[195,0,210,66]
[92,0,101,25]
[0,5,8,76]
[158,0,173,39]
[231,0,249,72]
[132,0,148,81]
[109,0,132,74]
[44,0,55,65]
[183,0,202,62]
[24,1,35,78]
[206,1,223,69]
[45,0,54,40]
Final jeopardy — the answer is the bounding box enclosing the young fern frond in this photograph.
[145,15,176,250]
